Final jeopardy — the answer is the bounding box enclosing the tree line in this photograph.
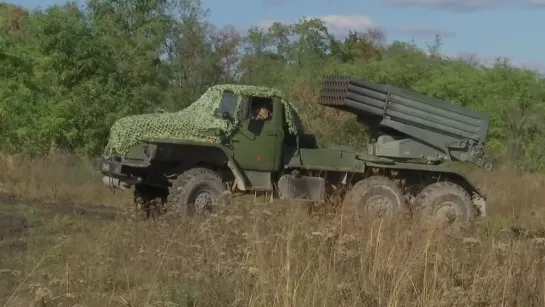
[1,0,544,172]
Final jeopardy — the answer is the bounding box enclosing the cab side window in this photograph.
[245,96,274,136]
[249,97,273,121]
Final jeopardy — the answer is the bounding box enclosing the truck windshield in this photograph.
[217,91,238,117]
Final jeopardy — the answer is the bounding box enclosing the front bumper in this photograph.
[92,158,143,190]
[92,158,123,176]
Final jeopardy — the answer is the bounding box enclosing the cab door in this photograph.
[230,96,284,172]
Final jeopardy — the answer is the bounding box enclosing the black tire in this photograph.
[167,167,227,218]
[342,176,406,218]
[414,182,474,227]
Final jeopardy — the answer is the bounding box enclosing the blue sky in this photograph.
[10,0,545,72]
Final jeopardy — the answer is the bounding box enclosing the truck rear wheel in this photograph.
[167,167,228,218]
[414,182,474,227]
[343,176,406,219]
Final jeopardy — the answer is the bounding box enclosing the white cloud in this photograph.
[256,19,287,29]
[258,16,452,39]
[310,15,376,36]
[385,0,545,11]
[257,14,377,37]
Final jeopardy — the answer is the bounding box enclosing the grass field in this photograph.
[1,154,545,306]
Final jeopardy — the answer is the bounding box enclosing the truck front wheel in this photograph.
[343,176,406,219]
[167,167,228,218]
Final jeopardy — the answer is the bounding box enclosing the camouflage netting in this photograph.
[104,84,305,156]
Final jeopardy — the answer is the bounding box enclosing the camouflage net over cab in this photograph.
[104,84,305,156]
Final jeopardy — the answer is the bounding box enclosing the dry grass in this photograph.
[1,154,545,306]
[0,153,127,206]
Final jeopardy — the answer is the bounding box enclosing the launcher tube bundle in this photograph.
[318,76,492,170]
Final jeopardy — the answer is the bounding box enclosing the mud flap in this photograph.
[277,175,325,202]
[472,193,486,217]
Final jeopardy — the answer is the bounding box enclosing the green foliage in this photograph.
[0,0,544,172]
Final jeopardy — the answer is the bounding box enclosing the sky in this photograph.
[9,0,545,73]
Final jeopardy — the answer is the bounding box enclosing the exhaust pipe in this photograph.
[103,176,142,190]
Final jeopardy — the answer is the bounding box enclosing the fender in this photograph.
[142,138,248,191]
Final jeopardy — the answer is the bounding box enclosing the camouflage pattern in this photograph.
[104,84,304,156]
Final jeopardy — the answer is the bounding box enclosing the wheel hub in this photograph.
[193,192,213,214]
[434,201,459,225]
[366,195,394,217]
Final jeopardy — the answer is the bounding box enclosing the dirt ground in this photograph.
[0,191,121,254]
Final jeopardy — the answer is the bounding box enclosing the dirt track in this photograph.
[0,192,121,253]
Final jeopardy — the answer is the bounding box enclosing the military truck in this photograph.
[93,76,491,226]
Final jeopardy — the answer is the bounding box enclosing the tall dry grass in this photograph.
[1,154,545,306]
[0,153,128,206]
